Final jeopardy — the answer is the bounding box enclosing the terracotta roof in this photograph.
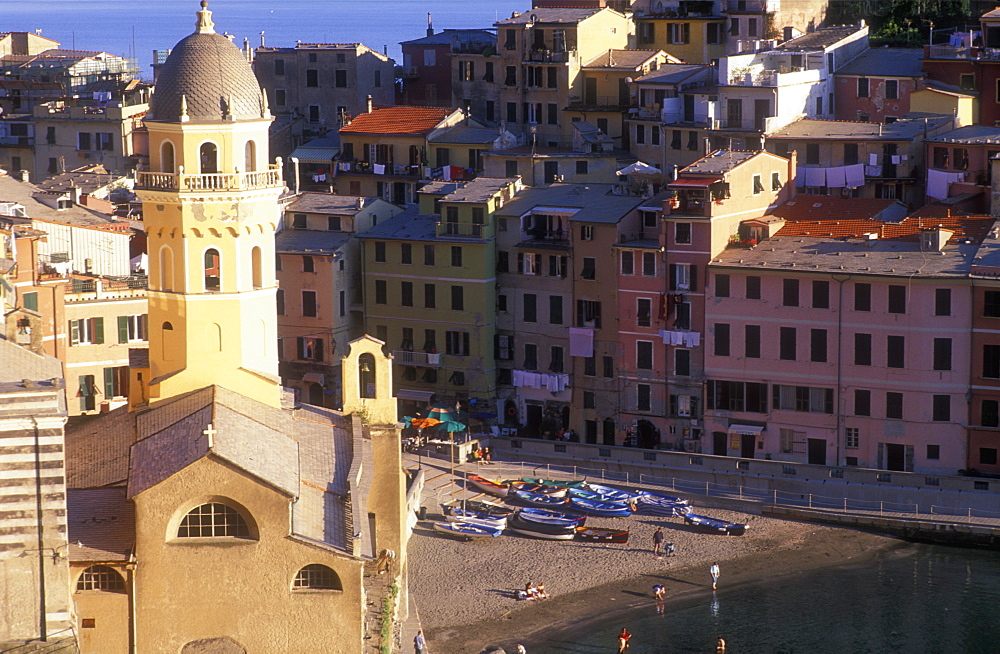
[340,106,450,135]
[771,198,993,244]
[584,49,664,69]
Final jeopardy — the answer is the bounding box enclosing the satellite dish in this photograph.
[624,77,633,84]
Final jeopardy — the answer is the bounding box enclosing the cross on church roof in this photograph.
[203,423,217,448]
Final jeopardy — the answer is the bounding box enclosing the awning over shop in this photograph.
[668,177,721,188]
[289,146,340,164]
[302,372,325,385]
[396,389,435,402]
[727,424,764,436]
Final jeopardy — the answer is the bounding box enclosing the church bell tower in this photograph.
[132,1,284,408]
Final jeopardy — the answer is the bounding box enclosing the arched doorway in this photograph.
[199,142,218,174]
[308,382,324,406]
[636,419,660,449]
[161,141,175,173]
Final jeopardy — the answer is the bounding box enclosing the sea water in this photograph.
[2,0,526,75]
[532,544,1000,654]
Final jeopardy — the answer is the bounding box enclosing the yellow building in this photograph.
[64,4,411,653]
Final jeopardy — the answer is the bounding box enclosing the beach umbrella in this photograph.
[616,161,661,176]
[436,419,467,433]
[409,417,442,430]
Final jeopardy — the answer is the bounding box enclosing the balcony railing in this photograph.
[437,222,491,239]
[393,350,442,367]
[924,45,1000,60]
[136,164,283,192]
[524,49,570,63]
[337,160,422,177]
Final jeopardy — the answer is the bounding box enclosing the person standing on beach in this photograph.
[413,630,425,654]
[652,526,665,558]
[710,562,720,590]
[716,636,726,653]
[617,627,632,653]
[516,644,527,654]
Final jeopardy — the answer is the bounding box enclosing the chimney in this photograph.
[366,95,373,114]
[15,170,29,183]
[783,26,794,41]
[427,12,434,38]
[704,137,711,156]
[788,149,798,200]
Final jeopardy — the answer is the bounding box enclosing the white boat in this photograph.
[445,513,507,530]
[432,521,503,540]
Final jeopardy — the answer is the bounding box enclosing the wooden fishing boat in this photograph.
[466,473,509,497]
[507,513,577,540]
[518,507,586,528]
[432,521,503,540]
[568,496,633,517]
[569,487,623,502]
[510,489,570,508]
[574,526,630,543]
[683,513,747,536]
[519,477,587,489]
[508,481,567,498]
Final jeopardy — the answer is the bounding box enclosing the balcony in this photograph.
[396,65,420,79]
[924,44,1000,61]
[436,221,492,239]
[393,350,442,367]
[337,160,422,177]
[0,136,33,146]
[136,164,283,192]
[524,49,571,64]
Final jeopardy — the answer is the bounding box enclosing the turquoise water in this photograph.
[3,0,525,75]
[531,544,1000,653]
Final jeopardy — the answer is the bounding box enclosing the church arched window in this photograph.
[251,246,262,289]
[204,248,221,292]
[293,564,341,591]
[76,565,126,592]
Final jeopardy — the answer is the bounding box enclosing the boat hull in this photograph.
[683,513,747,536]
[508,514,577,539]
[575,526,629,543]
[510,489,571,508]
[517,508,585,528]
[467,474,509,497]
[569,497,633,517]
[432,521,503,539]
[508,481,567,498]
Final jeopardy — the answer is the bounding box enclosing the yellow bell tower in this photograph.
[132,1,284,408]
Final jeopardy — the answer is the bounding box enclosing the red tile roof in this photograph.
[340,106,451,135]
[771,198,993,243]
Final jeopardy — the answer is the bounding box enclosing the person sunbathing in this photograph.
[536,582,548,599]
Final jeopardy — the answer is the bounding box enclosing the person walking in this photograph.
[413,630,425,654]
[617,627,632,653]
[710,562,720,590]
[652,526,665,559]
[516,644,527,654]
[716,636,726,653]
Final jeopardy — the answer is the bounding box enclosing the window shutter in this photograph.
[93,317,105,344]
[297,337,306,360]
[78,376,90,412]
[315,339,324,362]
[104,367,114,398]
[70,320,80,346]
[669,264,677,291]
[533,253,541,274]
[517,252,524,273]
[689,265,697,292]
[118,316,128,343]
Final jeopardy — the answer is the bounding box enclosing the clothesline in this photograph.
[659,330,701,347]
[512,370,570,392]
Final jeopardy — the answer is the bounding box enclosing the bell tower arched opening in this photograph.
[200,142,219,174]
[244,140,257,172]
[204,248,221,292]
[162,141,175,173]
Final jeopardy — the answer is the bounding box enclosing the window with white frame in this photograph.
[76,565,125,592]
[637,298,652,327]
[845,427,860,449]
[69,318,104,346]
[293,564,342,590]
[177,503,252,538]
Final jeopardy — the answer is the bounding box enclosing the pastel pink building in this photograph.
[833,48,924,123]
[704,198,991,475]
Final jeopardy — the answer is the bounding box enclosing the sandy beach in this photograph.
[407,468,904,654]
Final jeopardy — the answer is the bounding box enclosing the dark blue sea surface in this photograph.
[2,0,525,75]
[531,544,1000,654]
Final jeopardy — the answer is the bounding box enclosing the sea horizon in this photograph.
[2,0,527,77]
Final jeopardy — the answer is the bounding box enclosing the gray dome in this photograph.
[149,7,264,123]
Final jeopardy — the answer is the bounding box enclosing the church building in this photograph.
[62,4,410,653]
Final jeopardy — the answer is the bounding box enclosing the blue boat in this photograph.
[583,483,640,502]
[569,496,633,517]
[683,513,747,536]
[432,521,503,540]
[635,492,691,517]
[568,487,620,502]
[510,489,570,508]
[518,507,586,527]
[444,511,507,530]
